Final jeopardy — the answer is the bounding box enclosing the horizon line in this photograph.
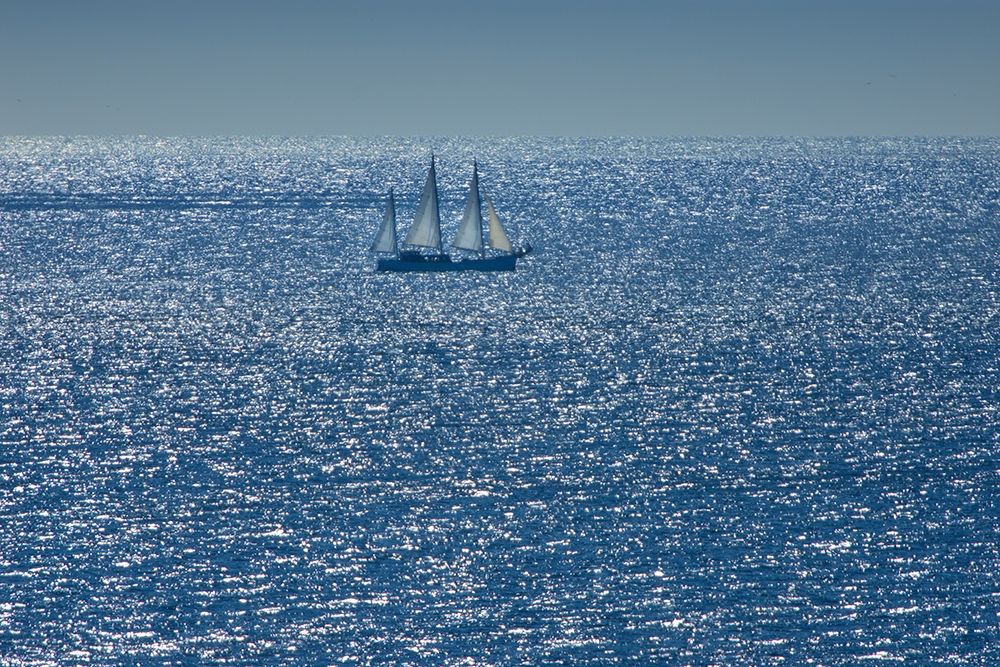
[2,134,998,140]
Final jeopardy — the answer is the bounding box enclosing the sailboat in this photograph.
[372,156,530,272]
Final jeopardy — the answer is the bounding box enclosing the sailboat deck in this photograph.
[376,254,516,272]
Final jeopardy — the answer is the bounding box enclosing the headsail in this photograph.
[402,157,443,252]
[484,194,513,252]
[371,189,398,254]
[452,161,483,253]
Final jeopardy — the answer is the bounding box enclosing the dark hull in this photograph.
[377,254,517,273]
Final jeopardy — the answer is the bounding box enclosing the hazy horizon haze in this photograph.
[1,0,998,136]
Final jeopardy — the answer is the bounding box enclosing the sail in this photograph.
[451,162,483,251]
[452,162,483,252]
[371,189,397,254]
[484,194,513,252]
[402,158,442,252]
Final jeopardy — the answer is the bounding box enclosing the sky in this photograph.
[1,0,998,136]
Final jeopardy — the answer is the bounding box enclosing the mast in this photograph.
[370,188,398,256]
[452,159,484,256]
[402,155,443,253]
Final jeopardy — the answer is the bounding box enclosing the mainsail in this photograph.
[402,157,443,252]
[370,189,397,254]
[452,161,483,253]
[484,195,513,252]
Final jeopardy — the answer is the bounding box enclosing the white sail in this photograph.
[371,189,397,254]
[402,157,442,252]
[452,162,483,252]
[484,194,513,252]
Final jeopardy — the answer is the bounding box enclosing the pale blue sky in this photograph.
[1,0,997,135]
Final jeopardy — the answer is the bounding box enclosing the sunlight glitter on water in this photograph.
[0,137,998,664]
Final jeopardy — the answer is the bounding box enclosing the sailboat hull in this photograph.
[376,254,517,273]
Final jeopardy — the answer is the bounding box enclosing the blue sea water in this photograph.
[0,137,998,665]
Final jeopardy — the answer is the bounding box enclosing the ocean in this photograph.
[1,137,998,664]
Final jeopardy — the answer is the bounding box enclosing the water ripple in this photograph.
[1,137,998,664]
